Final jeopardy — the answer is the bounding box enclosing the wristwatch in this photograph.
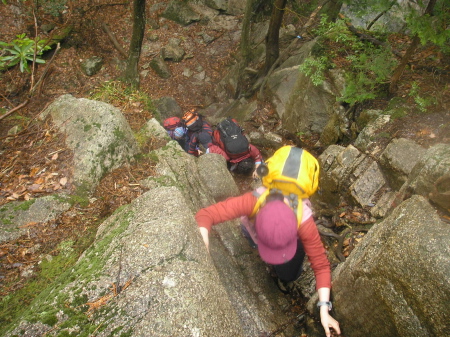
[317,301,332,311]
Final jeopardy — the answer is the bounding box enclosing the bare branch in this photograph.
[0,100,30,122]
[339,13,402,57]
[30,43,61,96]
[102,22,128,59]
[258,0,330,97]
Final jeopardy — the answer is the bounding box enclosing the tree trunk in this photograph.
[234,0,256,99]
[124,0,146,89]
[320,0,342,22]
[263,0,287,75]
[389,0,437,94]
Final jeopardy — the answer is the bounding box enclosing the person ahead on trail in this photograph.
[182,109,213,157]
[163,117,187,149]
[195,146,341,337]
[208,142,262,179]
[208,117,263,179]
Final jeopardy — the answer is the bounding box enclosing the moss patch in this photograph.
[1,210,134,336]
[12,199,36,212]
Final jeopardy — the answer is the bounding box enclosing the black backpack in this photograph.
[216,117,249,158]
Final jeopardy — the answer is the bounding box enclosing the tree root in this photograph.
[318,226,370,262]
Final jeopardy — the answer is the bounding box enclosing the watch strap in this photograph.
[317,301,332,311]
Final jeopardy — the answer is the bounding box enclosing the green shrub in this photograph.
[408,81,436,113]
[299,15,398,105]
[0,34,51,72]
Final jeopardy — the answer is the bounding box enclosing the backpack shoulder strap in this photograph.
[250,187,304,227]
[250,187,270,219]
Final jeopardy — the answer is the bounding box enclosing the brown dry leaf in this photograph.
[24,193,31,201]
[19,248,28,258]
[53,183,61,191]
[339,212,346,217]
[28,184,43,192]
[60,177,68,186]
[34,177,45,184]
[6,196,17,201]
[51,153,59,160]
[15,186,26,194]
[18,222,39,228]
[352,212,361,217]
[29,167,40,177]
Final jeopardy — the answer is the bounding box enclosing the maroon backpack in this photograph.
[163,117,181,131]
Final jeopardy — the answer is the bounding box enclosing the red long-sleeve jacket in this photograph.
[208,144,262,164]
[195,192,331,289]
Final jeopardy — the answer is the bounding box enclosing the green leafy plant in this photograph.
[41,0,68,17]
[408,81,435,113]
[300,15,398,105]
[299,56,331,86]
[0,34,51,72]
[340,47,397,105]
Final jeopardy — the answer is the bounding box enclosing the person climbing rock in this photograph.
[208,117,263,178]
[182,109,213,157]
[195,146,341,337]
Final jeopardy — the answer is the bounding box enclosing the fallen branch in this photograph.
[0,100,30,122]
[366,0,396,30]
[339,13,403,58]
[102,22,128,59]
[30,42,61,96]
[318,226,370,262]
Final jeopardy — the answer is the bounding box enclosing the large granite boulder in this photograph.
[329,195,450,337]
[39,94,139,197]
[3,144,296,337]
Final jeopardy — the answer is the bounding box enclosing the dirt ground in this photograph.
[0,0,449,326]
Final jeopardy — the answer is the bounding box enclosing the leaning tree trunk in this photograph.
[234,0,256,99]
[389,0,437,94]
[124,0,146,89]
[263,0,287,75]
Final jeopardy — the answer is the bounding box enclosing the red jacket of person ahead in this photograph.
[195,190,331,290]
[208,143,262,164]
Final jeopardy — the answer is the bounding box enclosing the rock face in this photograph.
[39,94,139,197]
[0,195,71,243]
[5,186,246,337]
[3,141,297,337]
[313,140,450,218]
[331,195,450,337]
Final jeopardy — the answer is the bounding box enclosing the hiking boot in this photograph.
[275,278,294,294]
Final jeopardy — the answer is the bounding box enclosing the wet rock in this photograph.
[329,195,450,337]
[150,56,171,79]
[379,138,427,190]
[80,56,103,76]
[161,1,201,26]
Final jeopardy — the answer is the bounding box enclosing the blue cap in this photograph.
[174,127,185,139]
